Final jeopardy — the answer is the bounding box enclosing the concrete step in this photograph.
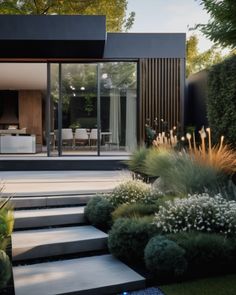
[14,206,86,229]
[13,254,145,295]
[11,194,94,209]
[12,225,107,261]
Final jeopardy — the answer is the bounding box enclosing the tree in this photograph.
[186,35,223,76]
[0,0,135,32]
[197,0,236,48]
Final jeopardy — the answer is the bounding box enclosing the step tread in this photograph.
[13,254,145,295]
[11,195,94,209]
[13,225,108,261]
[13,225,107,248]
[14,206,85,218]
[12,194,94,199]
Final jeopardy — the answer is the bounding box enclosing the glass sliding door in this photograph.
[61,64,97,155]
[50,63,59,155]
[49,61,137,156]
[100,62,137,155]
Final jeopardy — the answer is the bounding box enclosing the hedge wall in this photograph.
[207,55,236,146]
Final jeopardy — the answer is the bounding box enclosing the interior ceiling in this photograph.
[0,63,47,90]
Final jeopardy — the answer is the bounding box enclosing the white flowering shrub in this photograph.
[154,194,236,236]
[107,180,158,207]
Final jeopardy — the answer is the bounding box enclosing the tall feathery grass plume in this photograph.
[189,127,236,176]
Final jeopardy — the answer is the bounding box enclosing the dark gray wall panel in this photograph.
[104,33,186,59]
[187,70,208,129]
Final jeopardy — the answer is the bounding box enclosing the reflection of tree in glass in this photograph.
[51,64,96,112]
[50,62,137,112]
[84,94,94,115]
[101,62,137,93]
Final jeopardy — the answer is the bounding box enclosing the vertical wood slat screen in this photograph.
[139,58,181,142]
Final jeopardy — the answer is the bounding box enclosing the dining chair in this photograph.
[74,128,89,146]
[90,128,97,146]
[61,128,73,147]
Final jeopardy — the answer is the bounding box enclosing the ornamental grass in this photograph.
[188,127,236,176]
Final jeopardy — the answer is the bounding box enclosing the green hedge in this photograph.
[207,55,236,146]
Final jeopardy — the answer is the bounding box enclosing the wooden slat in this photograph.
[139,58,182,142]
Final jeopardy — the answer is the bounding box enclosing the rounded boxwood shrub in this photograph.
[108,216,158,263]
[144,235,187,277]
[84,195,114,230]
[107,180,157,208]
[112,203,158,221]
[168,231,234,276]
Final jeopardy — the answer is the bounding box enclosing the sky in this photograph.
[127,0,213,52]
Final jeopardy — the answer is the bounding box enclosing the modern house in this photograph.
[0,15,185,169]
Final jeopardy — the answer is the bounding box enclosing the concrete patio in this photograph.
[0,170,131,196]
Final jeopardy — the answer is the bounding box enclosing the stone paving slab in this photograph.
[14,206,85,229]
[13,254,145,295]
[15,206,85,218]
[46,194,93,206]
[0,170,130,182]
[12,225,107,261]
[1,170,131,196]
[12,194,94,208]
[3,183,114,196]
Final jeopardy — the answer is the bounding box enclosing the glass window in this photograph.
[100,62,137,155]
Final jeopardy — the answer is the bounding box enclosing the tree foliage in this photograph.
[0,0,135,32]
[186,35,223,76]
[197,0,236,48]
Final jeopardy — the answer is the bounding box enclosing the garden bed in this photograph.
[84,133,236,287]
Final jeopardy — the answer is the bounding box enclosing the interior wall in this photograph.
[18,90,43,145]
[0,91,19,126]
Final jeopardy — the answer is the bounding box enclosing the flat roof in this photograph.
[0,15,185,59]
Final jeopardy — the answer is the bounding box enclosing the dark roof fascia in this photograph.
[104,33,186,59]
[0,15,106,41]
[0,15,106,58]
